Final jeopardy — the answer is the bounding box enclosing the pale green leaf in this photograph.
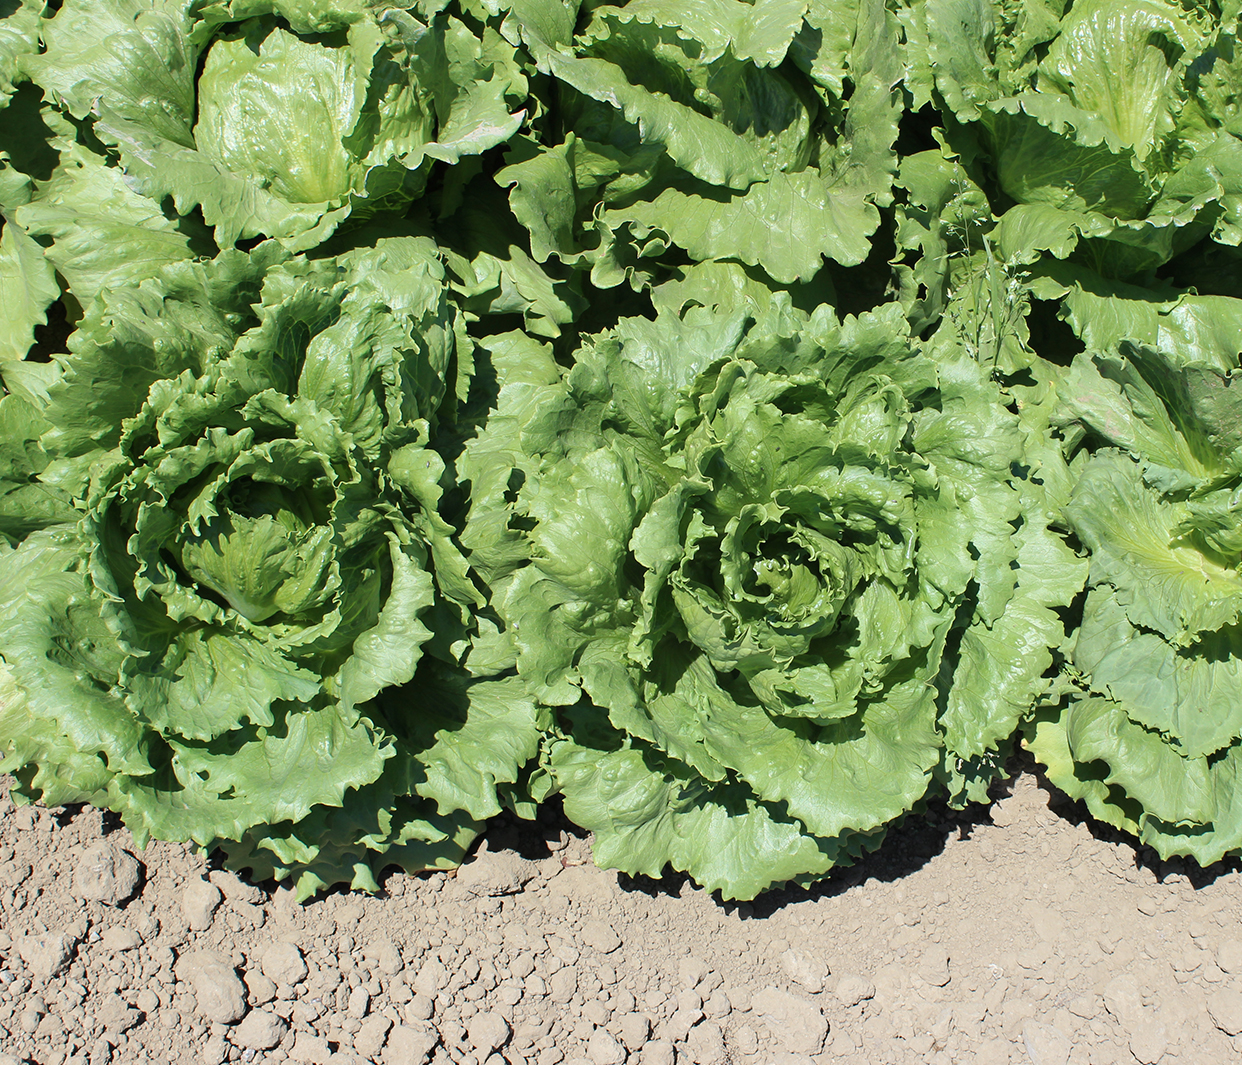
[594,0,810,67]
[1056,352,1215,479]
[0,530,149,780]
[1062,695,1215,827]
[1039,0,1196,162]
[548,716,839,899]
[1067,451,1242,640]
[982,92,1155,218]
[43,247,278,458]
[115,704,392,845]
[920,0,999,122]
[197,23,376,206]
[1075,587,1242,759]
[692,663,942,840]
[942,513,1087,761]
[789,0,856,94]
[24,0,197,145]
[0,217,58,400]
[495,139,578,263]
[127,629,322,742]
[336,537,435,713]
[407,668,541,821]
[606,166,877,282]
[0,0,43,104]
[458,330,568,587]
[532,48,771,191]
[13,143,201,307]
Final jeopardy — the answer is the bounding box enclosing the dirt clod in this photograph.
[73,843,142,907]
[750,986,828,1055]
[580,919,621,954]
[182,877,223,931]
[382,1021,437,1065]
[833,973,875,1007]
[258,940,307,986]
[1022,1019,1071,1065]
[232,1007,288,1050]
[175,949,248,1025]
[1208,988,1242,1035]
[779,948,828,993]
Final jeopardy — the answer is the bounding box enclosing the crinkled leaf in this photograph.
[1067,451,1242,641]
[495,138,578,263]
[596,0,810,67]
[1062,695,1216,828]
[126,629,321,742]
[0,530,149,780]
[14,142,203,307]
[522,33,771,191]
[0,0,42,105]
[982,93,1155,218]
[1056,351,1218,480]
[458,330,568,588]
[1040,0,1196,162]
[607,166,876,282]
[384,10,529,165]
[548,708,838,899]
[1075,587,1242,758]
[114,704,392,845]
[24,0,197,144]
[335,537,435,713]
[942,508,1087,761]
[0,216,59,403]
[0,395,78,541]
[43,247,280,458]
[919,0,1000,122]
[405,668,541,821]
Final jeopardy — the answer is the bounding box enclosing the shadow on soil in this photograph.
[453,747,1242,918]
[1020,755,1242,894]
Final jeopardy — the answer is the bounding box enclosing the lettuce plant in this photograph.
[1026,290,1242,865]
[0,238,540,897]
[462,299,1078,897]
[502,0,902,287]
[17,0,528,252]
[905,0,1242,286]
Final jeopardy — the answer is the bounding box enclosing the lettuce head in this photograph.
[0,237,540,898]
[906,0,1242,284]
[20,0,529,252]
[462,298,1081,897]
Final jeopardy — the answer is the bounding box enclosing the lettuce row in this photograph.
[1,0,1240,896]
[900,0,1242,855]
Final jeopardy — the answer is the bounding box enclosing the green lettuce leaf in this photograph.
[0,0,44,107]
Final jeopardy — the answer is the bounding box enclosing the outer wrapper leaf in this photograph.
[14,140,206,307]
[0,0,42,106]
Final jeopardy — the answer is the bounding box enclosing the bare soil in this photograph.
[2,753,1242,1065]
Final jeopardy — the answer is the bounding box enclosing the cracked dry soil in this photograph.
[3,756,1242,1065]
